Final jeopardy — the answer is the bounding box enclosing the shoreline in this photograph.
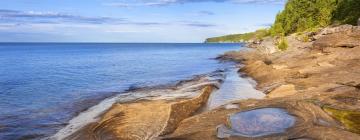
[53,25,360,140]
[50,70,225,139]
[162,24,360,139]
[51,65,265,140]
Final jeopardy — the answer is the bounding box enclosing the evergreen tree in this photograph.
[270,0,360,36]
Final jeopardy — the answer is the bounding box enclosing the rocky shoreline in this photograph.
[58,25,360,140]
[193,24,360,139]
[53,70,228,140]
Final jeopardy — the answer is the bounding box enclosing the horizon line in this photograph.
[0,42,241,44]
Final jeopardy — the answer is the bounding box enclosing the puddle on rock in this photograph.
[217,108,296,138]
[205,68,265,110]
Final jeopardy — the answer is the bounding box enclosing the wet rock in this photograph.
[217,108,296,138]
[224,104,240,110]
[216,124,233,138]
[161,85,215,135]
[267,84,297,98]
[164,100,360,140]
[63,84,217,140]
[193,24,360,140]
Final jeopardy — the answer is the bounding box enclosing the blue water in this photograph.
[0,43,241,139]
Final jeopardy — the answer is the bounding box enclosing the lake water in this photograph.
[0,43,241,140]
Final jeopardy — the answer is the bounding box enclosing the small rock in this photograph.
[267,84,297,98]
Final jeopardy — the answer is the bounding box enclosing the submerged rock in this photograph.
[217,108,296,138]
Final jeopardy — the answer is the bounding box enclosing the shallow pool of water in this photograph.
[218,108,296,138]
[205,68,265,110]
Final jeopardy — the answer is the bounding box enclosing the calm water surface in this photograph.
[0,43,241,139]
[206,68,265,110]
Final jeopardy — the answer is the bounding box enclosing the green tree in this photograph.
[270,0,359,36]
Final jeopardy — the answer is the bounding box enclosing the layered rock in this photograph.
[162,94,360,140]
[313,25,360,49]
[65,86,215,140]
[164,25,360,140]
[62,25,360,140]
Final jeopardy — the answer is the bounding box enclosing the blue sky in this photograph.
[0,0,285,42]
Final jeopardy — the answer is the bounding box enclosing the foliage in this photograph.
[333,0,360,25]
[302,35,310,42]
[205,29,270,43]
[205,0,360,42]
[277,37,289,51]
[270,0,360,36]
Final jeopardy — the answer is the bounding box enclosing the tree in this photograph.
[270,0,358,36]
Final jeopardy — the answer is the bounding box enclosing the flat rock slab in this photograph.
[217,108,296,138]
[163,100,360,140]
[65,85,215,140]
[267,84,297,98]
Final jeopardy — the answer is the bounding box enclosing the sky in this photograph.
[0,0,286,42]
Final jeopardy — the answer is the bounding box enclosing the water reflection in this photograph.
[217,108,296,138]
[206,68,265,110]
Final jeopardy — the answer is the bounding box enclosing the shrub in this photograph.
[302,35,310,42]
[278,37,289,51]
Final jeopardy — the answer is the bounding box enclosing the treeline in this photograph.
[270,0,360,36]
[205,29,269,43]
[205,0,360,43]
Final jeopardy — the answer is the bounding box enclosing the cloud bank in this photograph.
[0,9,123,24]
[0,9,216,29]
